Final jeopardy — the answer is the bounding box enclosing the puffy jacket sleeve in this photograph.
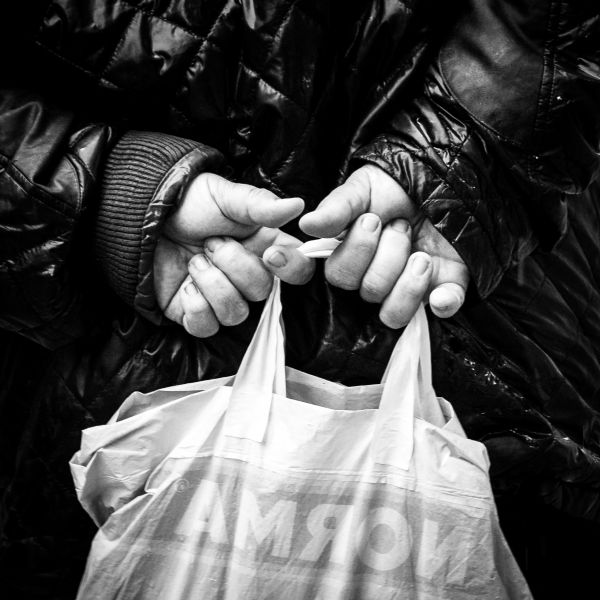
[0,88,224,349]
[354,0,600,298]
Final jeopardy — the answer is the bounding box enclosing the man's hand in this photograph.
[269,164,469,328]
[154,173,315,337]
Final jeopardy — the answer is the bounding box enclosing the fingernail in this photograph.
[411,254,431,275]
[391,219,410,233]
[189,254,210,271]
[205,237,226,253]
[185,282,198,295]
[361,214,380,232]
[265,249,287,268]
[431,288,463,312]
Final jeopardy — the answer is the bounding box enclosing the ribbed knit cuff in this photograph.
[96,130,223,317]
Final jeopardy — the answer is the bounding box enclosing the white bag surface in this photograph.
[71,241,532,600]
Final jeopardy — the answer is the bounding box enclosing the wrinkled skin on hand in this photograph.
[154,173,315,337]
[155,166,469,338]
[266,164,470,328]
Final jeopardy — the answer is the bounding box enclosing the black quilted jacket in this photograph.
[1,1,600,598]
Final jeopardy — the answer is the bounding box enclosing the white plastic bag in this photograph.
[71,241,532,600]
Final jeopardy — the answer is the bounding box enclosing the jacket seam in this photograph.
[68,150,96,185]
[100,10,138,79]
[35,41,121,90]
[67,124,102,184]
[529,0,560,180]
[0,153,77,218]
[239,62,307,114]
[264,0,297,64]
[436,60,529,152]
[119,0,204,41]
[64,154,84,211]
[170,6,235,113]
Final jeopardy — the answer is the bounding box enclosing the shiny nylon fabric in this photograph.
[1,0,600,598]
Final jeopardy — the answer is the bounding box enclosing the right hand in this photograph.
[297,165,469,327]
[154,173,315,337]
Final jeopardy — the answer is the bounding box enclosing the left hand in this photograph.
[264,164,469,328]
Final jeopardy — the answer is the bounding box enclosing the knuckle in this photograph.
[247,186,271,206]
[183,314,219,338]
[199,268,223,289]
[360,277,386,303]
[218,299,249,327]
[401,272,431,300]
[325,263,360,290]
[244,276,273,302]
[278,256,314,286]
[404,282,426,300]
[208,173,229,197]
[350,237,378,254]
[379,306,406,330]
[184,296,209,317]
[188,255,202,271]
[211,241,237,264]
[294,262,315,285]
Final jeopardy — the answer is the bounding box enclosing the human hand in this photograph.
[154,173,315,337]
[295,164,469,328]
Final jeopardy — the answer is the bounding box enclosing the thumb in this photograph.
[300,164,413,238]
[165,173,305,243]
[299,169,371,238]
[211,175,305,229]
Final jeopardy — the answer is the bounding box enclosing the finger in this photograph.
[262,245,316,285]
[299,170,371,238]
[180,279,220,337]
[210,175,305,229]
[240,226,307,256]
[188,254,249,327]
[324,213,381,290]
[299,165,414,238]
[359,218,411,303]
[162,277,187,324]
[379,252,432,328]
[429,282,466,318]
[154,237,192,311]
[204,237,273,302]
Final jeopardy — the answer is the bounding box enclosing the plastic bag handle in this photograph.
[224,236,443,467]
[223,238,341,441]
[371,304,445,469]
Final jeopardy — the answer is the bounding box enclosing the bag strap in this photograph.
[224,236,443,464]
[381,303,445,429]
[372,304,445,470]
[223,239,341,442]
[223,277,285,442]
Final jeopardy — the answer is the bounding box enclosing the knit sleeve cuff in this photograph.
[95,130,224,321]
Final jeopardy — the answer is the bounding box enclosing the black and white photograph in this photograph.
[1,1,599,599]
